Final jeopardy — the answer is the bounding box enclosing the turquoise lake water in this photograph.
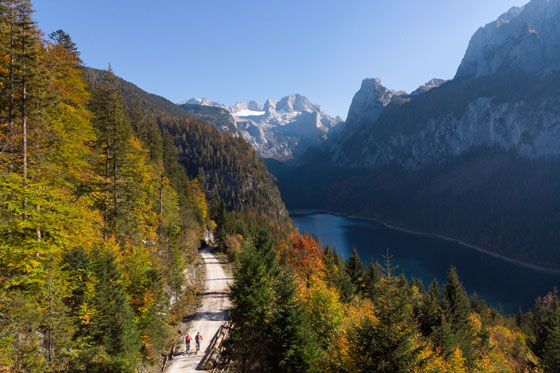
[291,213,560,313]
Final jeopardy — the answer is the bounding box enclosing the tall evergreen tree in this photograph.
[442,266,474,360]
[363,261,381,301]
[86,248,140,371]
[90,66,133,239]
[419,279,444,337]
[346,247,364,291]
[323,245,354,302]
[349,254,419,372]
[542,305,560,372]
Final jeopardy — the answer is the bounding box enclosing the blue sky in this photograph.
[35,0,527,118]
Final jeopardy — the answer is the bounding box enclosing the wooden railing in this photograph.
[201,321,231,370]
[160,331,181,372]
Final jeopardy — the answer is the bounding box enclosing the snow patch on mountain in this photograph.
[232,94,342,160]
[178,94,342,161]
[178,97,227,109]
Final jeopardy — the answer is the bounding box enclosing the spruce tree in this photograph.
[346,247,364,291]
[542,305,560,372]
[443,266,474,360]
[86,248,140,371]
[90,66,133,239]
[323,245,354,302]
[419,279,443,337]
[350,254,419,372]
[363,261,381,301]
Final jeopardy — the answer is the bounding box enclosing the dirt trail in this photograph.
[166,248,232,372]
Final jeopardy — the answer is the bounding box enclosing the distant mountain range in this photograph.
[178,94,342,160]
[268,0,560,269]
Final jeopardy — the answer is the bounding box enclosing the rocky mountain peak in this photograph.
[180,97,227,109]
[410,78,447,96]
[263,98,278,115]
[248,100,263,111]
[455,0,560,79]
[345,77,397,127]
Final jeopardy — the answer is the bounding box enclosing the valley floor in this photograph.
[166,248,232,372]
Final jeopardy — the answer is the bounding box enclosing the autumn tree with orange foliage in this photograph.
[278,232,324,283]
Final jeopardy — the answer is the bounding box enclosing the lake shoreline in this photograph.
[290,209,560,274]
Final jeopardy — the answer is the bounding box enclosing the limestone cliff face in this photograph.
[333,0,560,170]
[350,95,560,169]
[456,0,560,79]
[344,78,400,129]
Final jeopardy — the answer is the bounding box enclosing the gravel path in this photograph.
[166,248,232,372]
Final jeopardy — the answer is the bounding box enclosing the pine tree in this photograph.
[542,305,560,372]
[349,254,419,372]
[267,268,320,372]
[86,247,140,371]
[323,245,354,302]
[346,247,364,291]
[363,261,382,301]
[90,66,133,239]
[48,29,77,52]
[227,241,277,371]
[443,266,474,360]
[419,279,443,337]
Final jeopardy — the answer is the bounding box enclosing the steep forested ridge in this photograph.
[85,68,287,222]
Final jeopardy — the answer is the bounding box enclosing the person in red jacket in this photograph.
[185,333,191,354]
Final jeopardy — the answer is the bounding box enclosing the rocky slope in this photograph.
[179,94,342,161]
[335,70,560,169]
[179,97,227,109]
[178,103,239,134]
[232,94,342,160]
[456,0,560,79]
[271,0,560,268]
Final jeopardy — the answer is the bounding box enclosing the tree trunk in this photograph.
[21,7,27,213]
[5,1,15,162]
[104,126,110,240]
[112,97,118,229]
[159,173,163,216]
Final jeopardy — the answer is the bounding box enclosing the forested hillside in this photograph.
[216,210,560,372]
[178,103,238,134]
[0,3,207,370]
[269,145,560,268]
[85,68,287,223]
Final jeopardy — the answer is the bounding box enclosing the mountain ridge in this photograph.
[178,94,342,161]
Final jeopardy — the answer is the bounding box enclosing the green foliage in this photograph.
[346,247,364,291]
[349,255,420,372]
[442,267,475,360]
[418,279,444,337]
[323,245,355,303]
[226,227,320,372]
[0,5,209,370]
[85,67,288,224]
